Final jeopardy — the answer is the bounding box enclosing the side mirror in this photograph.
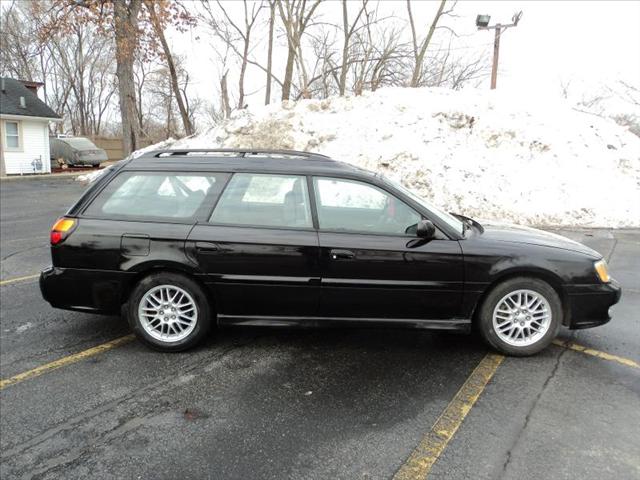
[416,220,436,239]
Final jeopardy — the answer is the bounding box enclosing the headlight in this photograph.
[594,259,610,283]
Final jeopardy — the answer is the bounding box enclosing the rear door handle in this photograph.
[195,241,220,253]
[330,249,355,260]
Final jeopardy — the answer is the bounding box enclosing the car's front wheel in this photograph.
[127,272,212,352]
[477,277,561,356]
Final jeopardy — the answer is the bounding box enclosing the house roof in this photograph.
[0,77,60,119]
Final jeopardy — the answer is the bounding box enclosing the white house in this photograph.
[0,78,62,176]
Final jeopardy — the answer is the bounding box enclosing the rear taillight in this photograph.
[50,218,76,245]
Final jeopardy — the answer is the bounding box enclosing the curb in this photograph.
[0,171,89,181]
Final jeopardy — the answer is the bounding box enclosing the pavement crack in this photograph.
[1,337,257,474]
[1,244,46,262]
[499,347,567,478]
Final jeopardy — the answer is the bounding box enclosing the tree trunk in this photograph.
[146,1,193,136]
[282,46,295,101]
[295,42,310,98]
[410,0,446,88]
[338,0,349,96]
[265,0,275,105]
[76,29,88,136]
[114,0,143,155]
[220,72,231,118]
[238,41,248,109]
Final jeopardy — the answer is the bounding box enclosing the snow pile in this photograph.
[113,87,640,227]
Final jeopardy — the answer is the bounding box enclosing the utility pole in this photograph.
[476,11,522,89]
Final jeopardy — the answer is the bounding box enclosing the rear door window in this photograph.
[84,171,229,221]
[210,173,312,228]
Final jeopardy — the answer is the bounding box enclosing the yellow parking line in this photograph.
[0,273,39,286]
[0,334,135,390]
[553,339,639,369]
[393,353,504,480]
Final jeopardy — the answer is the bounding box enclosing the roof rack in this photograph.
[139,148,332,160]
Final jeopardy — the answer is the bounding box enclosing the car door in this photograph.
[312,176,464,322]
[186,172,321,321]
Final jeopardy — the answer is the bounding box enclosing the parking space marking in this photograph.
[0,274,40,286]
[393,353,504,480]
[553,339,639,369]
[0,334,135,390]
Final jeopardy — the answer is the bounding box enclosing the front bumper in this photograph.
[565,279,622,329]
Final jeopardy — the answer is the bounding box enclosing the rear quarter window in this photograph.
[83,171,229,221]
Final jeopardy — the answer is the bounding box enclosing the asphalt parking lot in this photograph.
[1,176,638,480]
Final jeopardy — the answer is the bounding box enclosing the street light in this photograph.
[476,15,491,28]
[477,11,523,89]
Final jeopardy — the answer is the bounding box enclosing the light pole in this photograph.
[476,11,522,89]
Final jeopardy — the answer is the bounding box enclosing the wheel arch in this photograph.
[471,268,570,327]
[120,264,216,320]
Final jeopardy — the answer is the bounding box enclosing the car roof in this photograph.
[55,137,99,149]
[126,149,374,178]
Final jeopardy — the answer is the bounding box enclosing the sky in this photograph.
[168,0,640,111]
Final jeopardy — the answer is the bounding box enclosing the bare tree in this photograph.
[276,0,321,100]
[220,71,232,118]
[1,2,117,136]
[134,57,154,132]
[349,3,408,93]
[47,24,117,135]
[360,27,408,92]
[0,3,43,81]
[202,0,263,110]
[418,35,488,90]
[306,27,339,99]
[144,0,194,135]
[38,0,194,154]
[111,0,144,154]
[338,0,368,96]
[406,0,454,88]
[265,0,276,104]
[135,54,199,142]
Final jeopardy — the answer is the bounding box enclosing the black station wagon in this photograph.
[40,149,621,356]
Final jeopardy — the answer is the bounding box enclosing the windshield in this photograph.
[381,176,464,235]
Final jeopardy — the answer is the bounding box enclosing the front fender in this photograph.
[460,240,599,319]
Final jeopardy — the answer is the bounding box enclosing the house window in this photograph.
[4,121,21,149]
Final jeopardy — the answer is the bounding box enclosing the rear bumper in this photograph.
[565,279,622,329]
[40,266,132,314]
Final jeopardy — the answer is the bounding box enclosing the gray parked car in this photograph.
[50,137,108,167]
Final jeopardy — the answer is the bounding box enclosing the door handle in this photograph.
[195,241,220,252]
[330,249,355,260]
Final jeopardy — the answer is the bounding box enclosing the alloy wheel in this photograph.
[492,289,551,347]
[138,285,198,343]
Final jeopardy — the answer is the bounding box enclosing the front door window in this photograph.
[313,177,421,235]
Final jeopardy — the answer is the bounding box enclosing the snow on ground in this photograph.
[87,87,640,228]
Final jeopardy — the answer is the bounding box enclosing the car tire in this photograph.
[477,277,561,356]
[127,272,212,352]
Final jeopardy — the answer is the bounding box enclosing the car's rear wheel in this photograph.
[477,277,561,356]
[127,272,212,352]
